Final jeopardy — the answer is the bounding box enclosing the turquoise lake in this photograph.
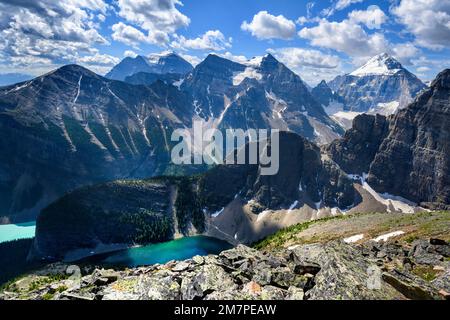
[0,221,36,243]
[87,236,233,267]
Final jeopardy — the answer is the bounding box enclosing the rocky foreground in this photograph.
[1,238,449,300]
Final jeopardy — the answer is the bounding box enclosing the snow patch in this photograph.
[350,53,402,77]
[344,234,364,243]
[372,231,405,242]
[288,201,299,212]
[369,101,400,116]
[211,208,224,218]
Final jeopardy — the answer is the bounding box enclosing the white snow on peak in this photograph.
[233,67,263,86]
[350,53,402,77]
[244,56,264,68]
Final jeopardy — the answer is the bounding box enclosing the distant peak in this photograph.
[350,53,403,77]
[317,80,328,87]
[262,53,278,64]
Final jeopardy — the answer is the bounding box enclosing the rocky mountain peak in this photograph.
[350,53,404,77]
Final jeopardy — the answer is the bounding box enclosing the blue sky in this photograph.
[0,0,449,85]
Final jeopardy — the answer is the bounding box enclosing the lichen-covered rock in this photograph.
[2,240,448,301]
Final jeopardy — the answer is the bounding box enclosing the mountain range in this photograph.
[0,52,442,225]
[105,52,193,81]
[29,68,450,259]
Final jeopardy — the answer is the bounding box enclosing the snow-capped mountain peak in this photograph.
[350,53,403,77]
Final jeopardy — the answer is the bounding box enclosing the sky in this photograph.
[0,0,449,86]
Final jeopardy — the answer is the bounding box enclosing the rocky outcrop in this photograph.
[2,239,448,300]
[327,69,450,208]
[326,113,389,174]
[367,69,450,207]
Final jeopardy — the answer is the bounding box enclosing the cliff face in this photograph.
[327,70,450,209]
[31,132,360,260]
[367,69,450,207]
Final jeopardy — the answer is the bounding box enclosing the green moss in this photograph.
[42,292,54,300]
[412,266,440,282]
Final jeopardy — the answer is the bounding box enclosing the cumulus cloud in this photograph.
[0,0,109,71]
[268,47,340,69]
[111,22,169,48]
[178,53,202,66]
[268,47,343,85]
[348,5,387,29]
[335,0,364,11]
[76,52,120,66]
[391,42,420,65]
[241,11,297,40]
[116,0,189,46]
[392,0,450,50]
[171,30,232,51]
[299,18,388,58]
[124,50,138,58]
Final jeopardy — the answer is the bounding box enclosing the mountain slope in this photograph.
[311,80,359,130]
[0,65,197,222]
[105,52,193,81]
[327,69,450,209]
[329,53,426,115]
[183,54,343,144]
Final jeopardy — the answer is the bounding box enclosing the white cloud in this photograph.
[111,22,169,48]
[267,47,343,85]
[178,53,202,66]
[299,18,388,58]
[76,52,120,66]
[124,50,138,58]
[322,0,364,17]
[348,5,387,29]
[116,0,189,46]
[217,52,250,64]
[241,11,297,40]
[391,42,420,65]
[268,47,341,69]
[171,30,232,51]
[0,0,109,71]
[335,0,364,11]
[111,22,148,47]
[392,0,450,50]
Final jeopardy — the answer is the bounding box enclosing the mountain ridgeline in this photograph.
[0,64,199,222]
[0,53,347,222]
[30,68,450,259]
[105,52,193,81]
